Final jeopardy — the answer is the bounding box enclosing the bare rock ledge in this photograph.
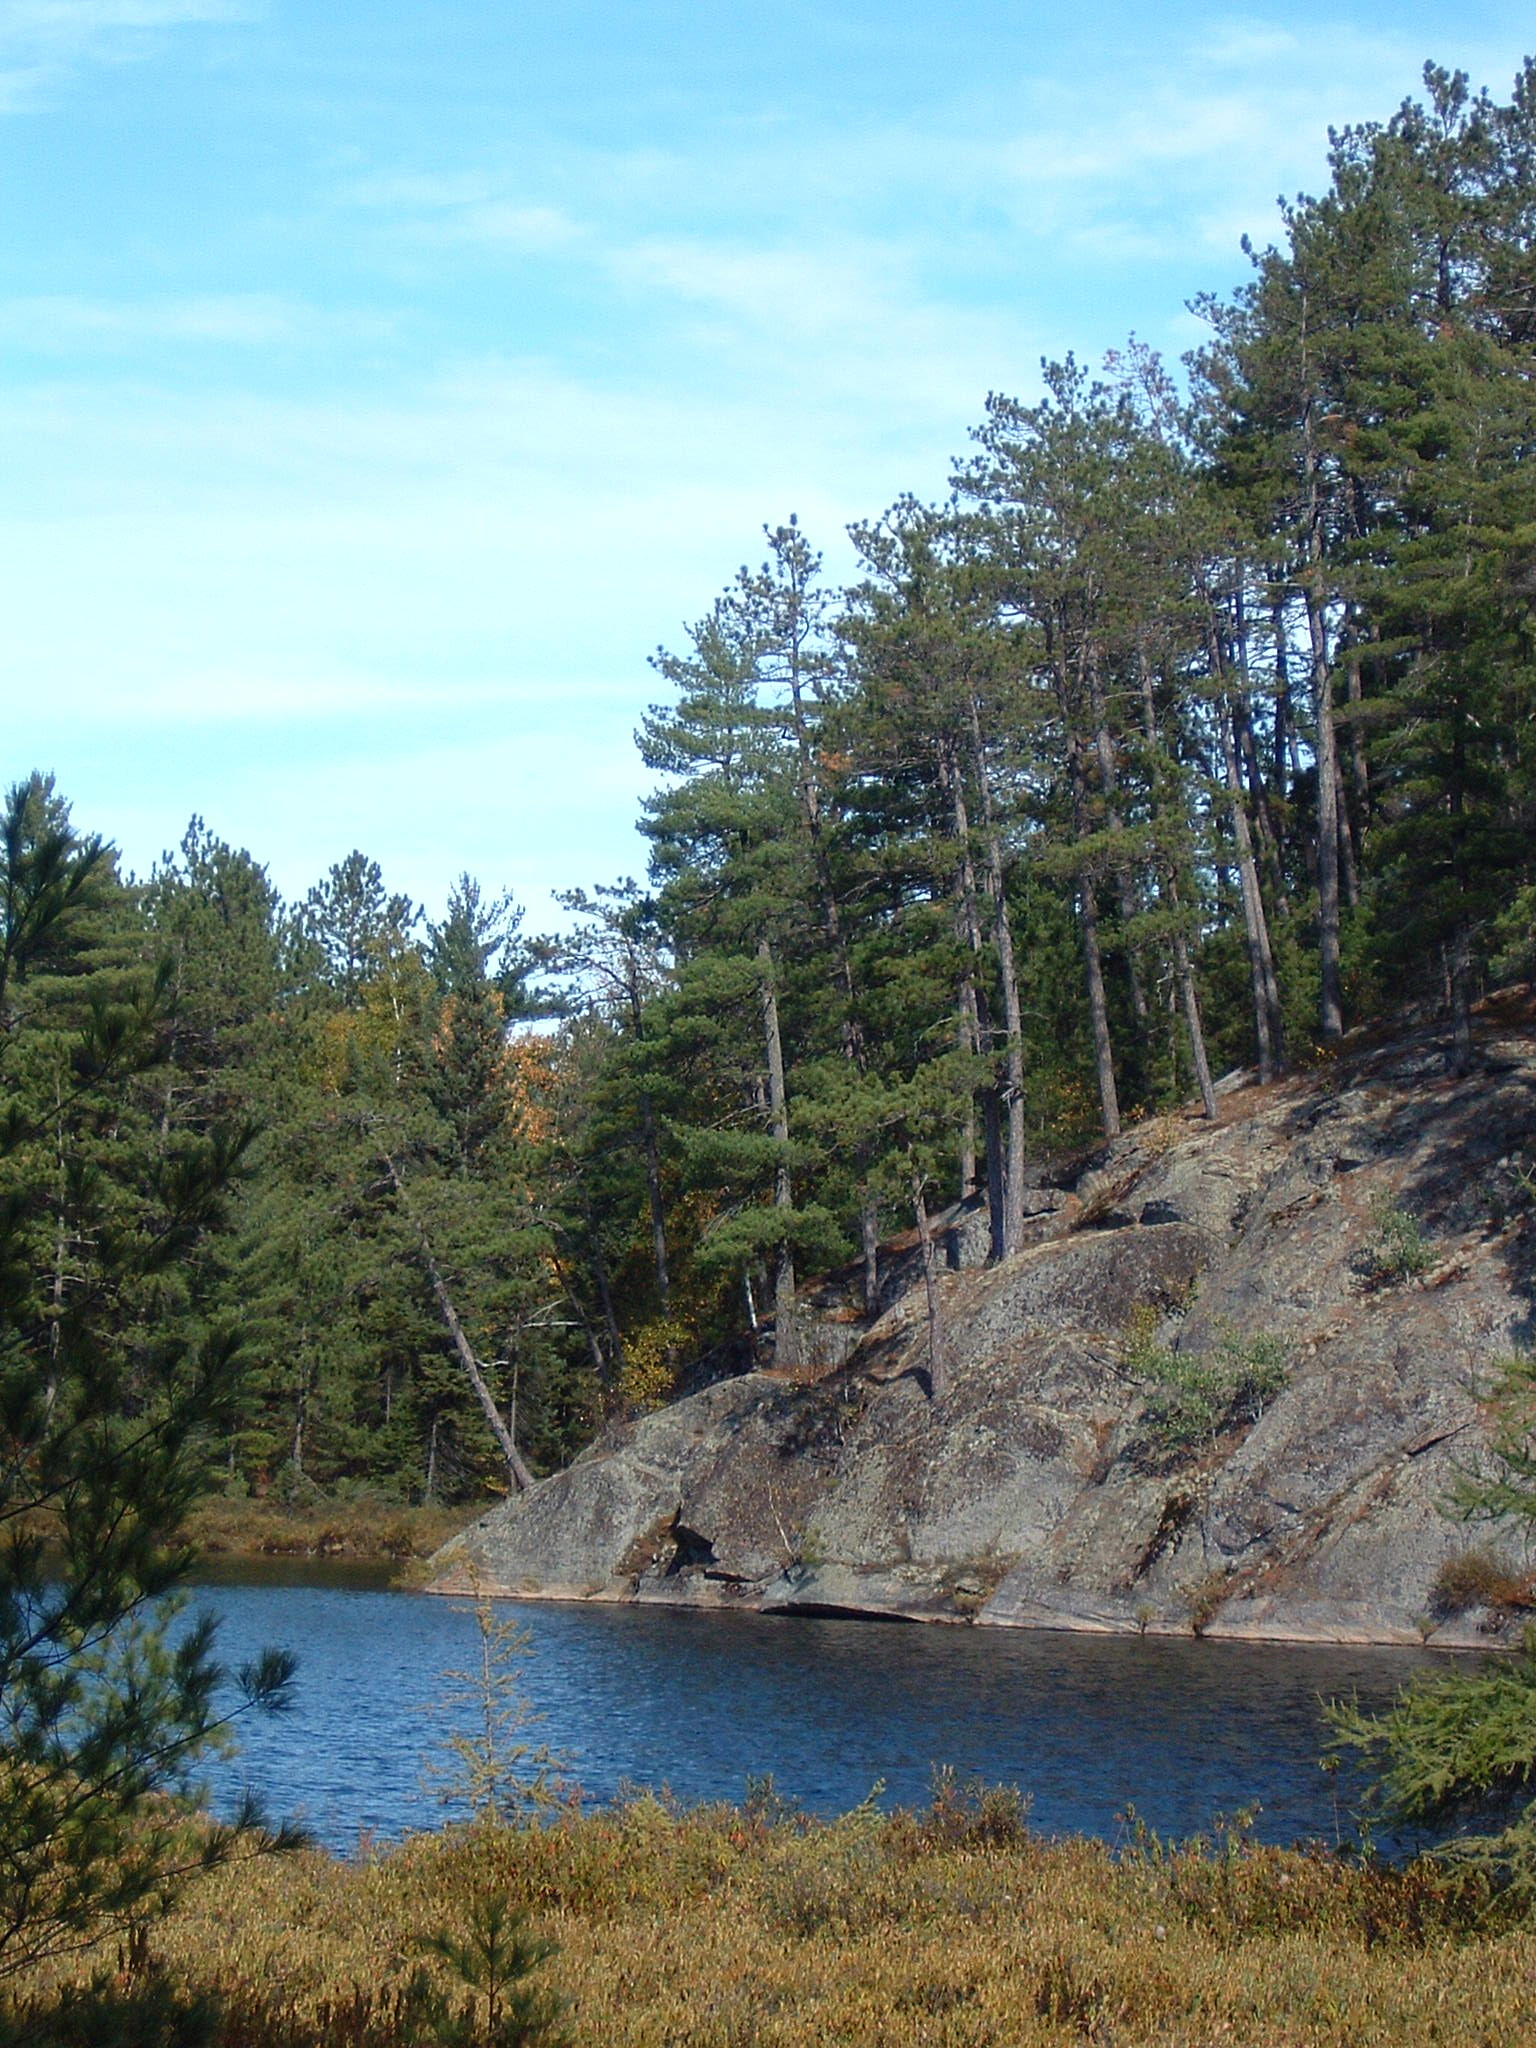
[429,1004,1536,1649]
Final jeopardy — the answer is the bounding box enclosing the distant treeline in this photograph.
[5,60,1533,1504]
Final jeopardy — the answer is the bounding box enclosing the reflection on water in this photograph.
[191,1573,1446,1857]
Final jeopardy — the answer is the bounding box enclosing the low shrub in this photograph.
[1127,1316,1292,1463]
[13,1791,1536,2046]
[1430,1547,1533,1620]
[1364,1192,1432,1283]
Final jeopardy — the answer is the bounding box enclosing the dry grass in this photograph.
[15,1792,1536,2046]
[1430,1546,1536,1621]
[187,1497,477,1563]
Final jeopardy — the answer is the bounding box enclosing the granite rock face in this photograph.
[430,1006,1536,1646]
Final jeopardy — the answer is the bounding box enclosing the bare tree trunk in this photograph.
[1171,911,1219,1120]
[1051,639,1119,1137]
[941,733,1002,1236]
[291,1370,307,1477]
[614,955,673,1314]
[1448,916,1474,1077]
[1219,698,1284,1083]
[955,979,979,1200]
[1230,597,1290,919]
[1307,589,1345,1040]
[1272,596,1305,791]
[1346,643,1371,818]
[1135,645,1218,1123]
[582,1202,627,1376]
[757,938,798,1369]
[1448,717,1474,1079]
[1067,732,1120,1138]
[554,1245,613,1384]
[1088,647,1149,1031]
[638,1091,671,1309]
[1335,759,1360,911]
[1079,877,1120,1136]
[911,1164,945,1399]
[968,688,1028,1253]
[385,1158,535,1491]
[1301,363,1345,1043]
[859,1208,880,1316]
[779,594,882,1309]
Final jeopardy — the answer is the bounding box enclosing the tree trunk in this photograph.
[1272,596,1305,791]
[1068,735,1120,1138]
[967,688,1029,1254]
[941,732,1001,1231]
[911,1163,945,1400]
[1335,760,1360,910]
[1230,597,1290,919]
[1134,645,1218,1123]
[556,1244,614,1384]
[1346,642,1371,818]
[618,961,673,1314]
[639,1091,671,1309]
[757,937,798,1369]
[1301,368,1345,1043]
[1219,698,1284,1083]
[781,631,882,1312]
[1171,911,1219,1120]
[955,979,979,1200]
[291,1372,307,1477]
[582,1203,627,1377]
[1448,713,1474,1079]
[1307,589,1345,1040]
[1449,915,1474,1077]
[859,1205,881,1318]
[1088,646,1149,1031]
[385,1157,535,1491]
[1078,869,1120,1137]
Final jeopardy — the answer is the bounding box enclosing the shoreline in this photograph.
[422,1560,1514,1652]
[187,1495,480,1568]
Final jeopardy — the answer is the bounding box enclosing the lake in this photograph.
[191,1562,1445,1857]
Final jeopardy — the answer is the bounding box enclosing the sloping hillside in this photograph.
[430,998,1536,1646]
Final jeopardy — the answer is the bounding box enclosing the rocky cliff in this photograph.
[430,997,1536,1646]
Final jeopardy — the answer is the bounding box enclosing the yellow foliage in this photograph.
[505,1032,559,1145]
[616,1317,692,1412]
[315,951,437,1093]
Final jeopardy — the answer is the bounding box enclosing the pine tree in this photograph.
[0,776,297,1983]
[639,597,843,1367]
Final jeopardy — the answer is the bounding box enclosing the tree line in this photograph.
[5,60,1534,1509]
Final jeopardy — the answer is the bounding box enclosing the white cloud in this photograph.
[0,293,327,349]
[1201,19,1301,67]
[340,173,584,254]
[0,1,242,25]
[0,0,250,106]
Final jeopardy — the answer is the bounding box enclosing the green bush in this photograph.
[1128,1317,1292,1461]
[1366,1192,1431,1283]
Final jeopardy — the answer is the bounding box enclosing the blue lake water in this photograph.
[190,1562,1449,1857]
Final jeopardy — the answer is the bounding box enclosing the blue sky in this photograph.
[3,2,1531,925]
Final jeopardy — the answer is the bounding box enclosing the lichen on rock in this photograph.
[430,1011,1536,1647]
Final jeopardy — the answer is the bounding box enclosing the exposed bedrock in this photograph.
[430,1007,1536,1646]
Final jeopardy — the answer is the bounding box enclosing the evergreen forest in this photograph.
[6,62,1534,1514]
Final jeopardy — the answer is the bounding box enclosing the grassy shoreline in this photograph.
[10,1792,1532,2046]
[186,1495,481,1565]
